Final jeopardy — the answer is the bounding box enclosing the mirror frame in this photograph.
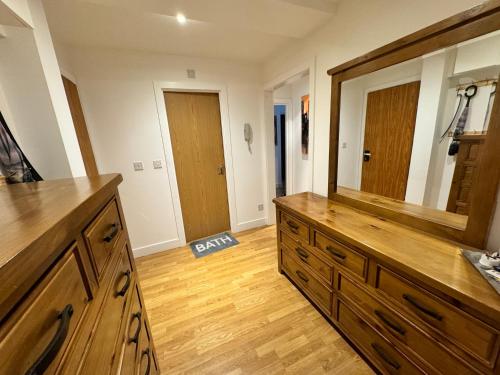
[327,0,500,248]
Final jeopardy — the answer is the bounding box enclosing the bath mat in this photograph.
[190,232,239,258]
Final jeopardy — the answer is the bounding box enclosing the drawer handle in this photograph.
[116,270,132,297]
[403,294,443,321]
[286,220,299,233]
[25,304,74,375]
[129,311,142,344]
[325,246,346,260]
[141,348,151,375]
[371,343,401,370]
[295,247,309,261]
[103,223,119,243]
[296,270,309,283]
[374,310,406,336]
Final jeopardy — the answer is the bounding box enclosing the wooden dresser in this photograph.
[0,174,159,375]
[274,193,500,375]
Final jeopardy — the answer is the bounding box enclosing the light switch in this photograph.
[342,142,347,149]
[153,160,162,169]
[133,161,144,171]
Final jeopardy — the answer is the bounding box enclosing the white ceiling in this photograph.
[42,0,339,62]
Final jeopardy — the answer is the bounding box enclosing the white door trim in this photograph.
[153,80,238,246]
[273,99,293,196]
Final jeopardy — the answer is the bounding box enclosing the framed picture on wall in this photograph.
[301,95,309,158]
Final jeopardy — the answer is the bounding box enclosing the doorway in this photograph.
[361,81,420,200]
[164,91,230,242]
[274,104,287,197]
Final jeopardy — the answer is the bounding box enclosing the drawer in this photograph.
[337,301,422,375]
[0,243,91,375]
[314,231,367,280]
[281,231,333,284]
[84,199,123,279]
[376,266,498,365]
[80,245,134,374]
[280,210,309,243]
[339,274,477,375]
[119,285,143,375]
[282,249,332,314]
[138,319,159,375]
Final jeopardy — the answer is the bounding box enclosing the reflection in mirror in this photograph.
[338,30,499,223]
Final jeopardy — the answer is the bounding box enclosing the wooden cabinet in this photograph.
[274,193,500,375]
[0,175,158,375]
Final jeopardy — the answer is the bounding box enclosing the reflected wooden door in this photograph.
[164,92,230,242]
[361,81,420,200]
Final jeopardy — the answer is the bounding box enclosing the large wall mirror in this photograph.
[328,1,500,248]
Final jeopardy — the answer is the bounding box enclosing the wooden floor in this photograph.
[136,225,374,374]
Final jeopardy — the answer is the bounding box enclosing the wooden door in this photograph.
[62,76,98,176]
[361,81,420,200]
[446,133,485,215]
[164,92,230,242]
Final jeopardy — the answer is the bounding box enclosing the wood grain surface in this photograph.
[136,226,374,374]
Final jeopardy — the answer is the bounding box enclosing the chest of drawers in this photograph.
[0,174,158,375]
[274,192,500,375]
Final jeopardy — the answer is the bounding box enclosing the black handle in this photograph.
[403,294,443,321]
[296,270,309,283]
[129,311,142,344]
[371,343,400,370]
[326,246,346,260]
[141,348,151,375]
[116,270,131,297]
[25,304,74,375]
[374,310,406,336]
[103,223,119,243]
[295,247,309,261]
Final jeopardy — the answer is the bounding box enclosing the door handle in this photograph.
[217,165,225,175]
[363,150,371,161]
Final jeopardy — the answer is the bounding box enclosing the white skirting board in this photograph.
[132,217,267,258]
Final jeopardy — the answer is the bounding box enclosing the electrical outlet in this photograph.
[133,161,144,171]
[187,69,196,79]
[258,204,264,211]
[153,160,162,169]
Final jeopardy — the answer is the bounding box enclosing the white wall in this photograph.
[0,25,72,179]
[263,0,500,250]
[57,46,266,255]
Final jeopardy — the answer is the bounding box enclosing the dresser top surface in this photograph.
[274,192,500,317]
[0,174,122,270]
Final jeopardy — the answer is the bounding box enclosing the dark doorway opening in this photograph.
[274,105,286,198]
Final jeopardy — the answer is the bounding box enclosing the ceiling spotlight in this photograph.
[176,13,187,24]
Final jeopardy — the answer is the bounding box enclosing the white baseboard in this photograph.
[132,238,185,258]
[233,217,267,233]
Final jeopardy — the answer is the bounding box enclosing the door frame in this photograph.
[153,81,237,246]
[263,59,315,225]
[273,99,293,197]
[357,75,421,190]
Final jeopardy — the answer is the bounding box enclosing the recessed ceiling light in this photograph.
[176,13,187,24]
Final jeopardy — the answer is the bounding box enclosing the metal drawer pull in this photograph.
[286,220,299,230]
[103,223,119,243]
[403,294,443,321]
[374,310,406,336]
[295,247,309,260]
[129,311,142,344]
[116,270,131,297]
[326,246,346,260]
[296,270,309,283]
[141,348,151,375]
[371,343,401,370]
[25,304,74,375]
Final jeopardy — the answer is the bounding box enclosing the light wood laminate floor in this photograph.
[136,225,374,374]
